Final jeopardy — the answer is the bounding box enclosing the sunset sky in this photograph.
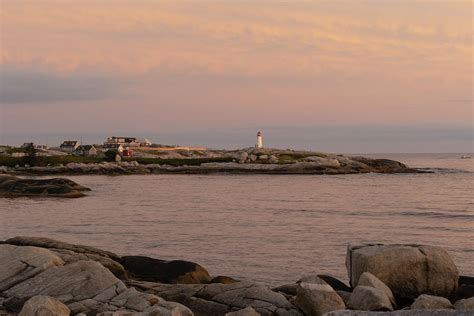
[0,1,472,152]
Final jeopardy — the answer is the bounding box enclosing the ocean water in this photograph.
[1,153,473,285]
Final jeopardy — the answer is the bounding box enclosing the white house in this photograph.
[59,141,80,153]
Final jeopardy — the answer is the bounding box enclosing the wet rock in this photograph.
[454,297,474,311]
[225,306,261,316]
[455,276,474,300]
[210,276,240,284]
[4,236,126,279]
[348,286,394,311]
[0,175,90,198]
[411,294,453,310]
[294,276,345,316]
[358,272,396,307]
[121,256,211,284]
[317,274,352,292]
[346,244,459,299]
[0,244,64,292]
[19,295,70,316]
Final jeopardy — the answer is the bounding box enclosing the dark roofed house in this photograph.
[74,145,98,157]
[59,141,79,153]
[102,143,124,153]
[21,142,35,149]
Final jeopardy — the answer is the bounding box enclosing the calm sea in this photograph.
[1,153,473,285]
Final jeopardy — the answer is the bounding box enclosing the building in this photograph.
[74,145,98,157]
[255,131,263,149]
[122,148,133,157]
[21,142,34,149]
[102,143,124,153]
[35,144,49,151]
[104,136,151,148]
[59,141,79,153]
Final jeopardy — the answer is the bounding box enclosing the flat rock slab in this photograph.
[127,280,302,316]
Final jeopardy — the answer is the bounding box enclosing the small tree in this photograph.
[22,144,37,166]
[105,149,118,162]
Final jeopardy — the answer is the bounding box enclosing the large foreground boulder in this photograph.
[0,174,90,198]
[346,244,459,299]
[121,256,211,284]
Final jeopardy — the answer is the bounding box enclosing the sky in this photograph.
[0,0,472,152]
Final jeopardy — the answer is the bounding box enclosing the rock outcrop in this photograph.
[1,150,423,176]
[127,280,302,316]
[4,236,126,279]
[346,244,459,300]
[0,243,192,315]
[0,175,90,198]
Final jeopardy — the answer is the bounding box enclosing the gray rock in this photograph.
[19,295,70,316]
[411,294,453,310]
[348,286,394,311]
[294,277,345,316]
[0,245,64,292]
[249,155,258,162]
[268,155,278,164]
[226,306,261,316]
[4,236,126,279]
[358,272,396,307]
[346,244,459,299]
[336,291,352,306]
[259,155,269,160]
[127,280,301,316]
[4,261,121,304]
[454,297,474,310]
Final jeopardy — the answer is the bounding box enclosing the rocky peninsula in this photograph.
[0,237,472,316]
[0,148,424,176]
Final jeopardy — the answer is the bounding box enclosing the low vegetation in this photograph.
[0,155,234,167]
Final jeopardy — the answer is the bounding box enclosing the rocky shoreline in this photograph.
[0,152,424,176]
[0,237,472,315]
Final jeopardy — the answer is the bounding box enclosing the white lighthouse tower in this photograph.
[256,131,263,149]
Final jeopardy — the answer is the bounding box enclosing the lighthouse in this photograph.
[256,131,263,149]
